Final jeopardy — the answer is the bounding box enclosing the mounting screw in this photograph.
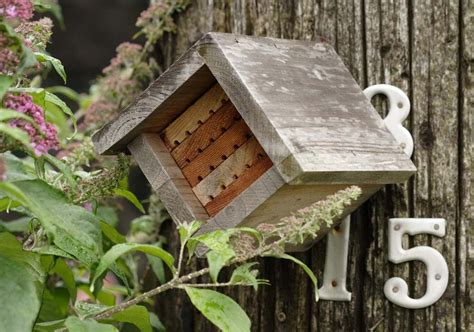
[434,224,440,230]
[392,287,399,293]
[435,274,442,280]
[277,312,286,322]
[400,143,406,149]
[394,224,401,231]
[331,280,338,287]
[397,102,403,109]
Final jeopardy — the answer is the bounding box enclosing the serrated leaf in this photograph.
[92,243,175,288]
[2,180,103,266]
[113,188,144,213]
[185,287,250,332]
[35,52,67,83]
[65,316,117,332]
[0,233,46,332]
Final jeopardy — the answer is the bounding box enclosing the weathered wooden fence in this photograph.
[153,1,472,330]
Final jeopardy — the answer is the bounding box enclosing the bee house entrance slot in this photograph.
[160,83,273,216]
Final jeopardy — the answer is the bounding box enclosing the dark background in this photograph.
[48,0,148,92]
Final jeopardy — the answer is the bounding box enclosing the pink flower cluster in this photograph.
[4,93,59,155]
[0,0,33,21]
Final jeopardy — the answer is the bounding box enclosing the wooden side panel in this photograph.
[161,83,229,149]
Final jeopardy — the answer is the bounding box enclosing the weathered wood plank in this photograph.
[161,83,228,150]
[459,1,473,330]
[411,1,460,330]
[192,136,267,206]
[181,118,252,186]
[149,0,472,331]
[204,155,273,216]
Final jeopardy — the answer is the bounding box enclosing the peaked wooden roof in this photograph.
[93,33,415,184]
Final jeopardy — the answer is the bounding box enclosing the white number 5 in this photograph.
[384,218,449,309]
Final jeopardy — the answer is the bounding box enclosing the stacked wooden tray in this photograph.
[160,84,273,216]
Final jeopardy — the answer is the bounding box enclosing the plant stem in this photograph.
[93,266,210,320]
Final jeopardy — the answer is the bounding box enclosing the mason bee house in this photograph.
[93,33,416,250]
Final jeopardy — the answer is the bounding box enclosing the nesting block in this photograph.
[93,33,416,251]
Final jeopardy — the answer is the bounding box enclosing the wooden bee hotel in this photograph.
[93,33,416,250]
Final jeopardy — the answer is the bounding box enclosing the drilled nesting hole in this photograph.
[160,83,273,216]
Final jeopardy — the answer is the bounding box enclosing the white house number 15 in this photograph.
[318,85,449,309]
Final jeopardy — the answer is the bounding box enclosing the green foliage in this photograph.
[0,1,363,330]
[34,52,67,83]
[109,305,152,332]
[1,180,103,266]
[185,287,251,332]
[65,316,117,332]
[92,243,175,287]
[0,233,46,332]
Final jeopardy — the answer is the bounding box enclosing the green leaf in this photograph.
[230,263,269,290]
[65,316,117,332]
[147,243,166,284]
[0,216,30,232]
[178,220,202,244]
[207,248,234,283]
[0,75,12,100]
[188,229,236,282]
[35,52,67,83]
[0,233,46,332]
[100,221,126,244]
[113,188,145,213]
[51,259,77,301]
[271,253,319,301]
[34,319,66,331]
[9,87,77,136]
[149,313,166,332]
[109,305,152,332]
[185,287,251,332]
[74,301,109,319]
[92,243,175,288]
[43,154,77,189]
[38,288,69,321]
[0,108,35,123]
[3,180,103,266]
[1,152,36,181]
[44,91,76,136]
[0,122,30,147]
[46,86,80,104]
[33,0,64,26]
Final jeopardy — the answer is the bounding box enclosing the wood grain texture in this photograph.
[92,49,215,155]
[192,136,267,206]
[204,155,273,216]
[160,83,229,150]
[196,32,416,182]
[170,101,240,168]
[181,118,252,186]
[150,1,472,331]
[127,134,209,222]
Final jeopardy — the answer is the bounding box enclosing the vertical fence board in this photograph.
[152,1,472,330]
